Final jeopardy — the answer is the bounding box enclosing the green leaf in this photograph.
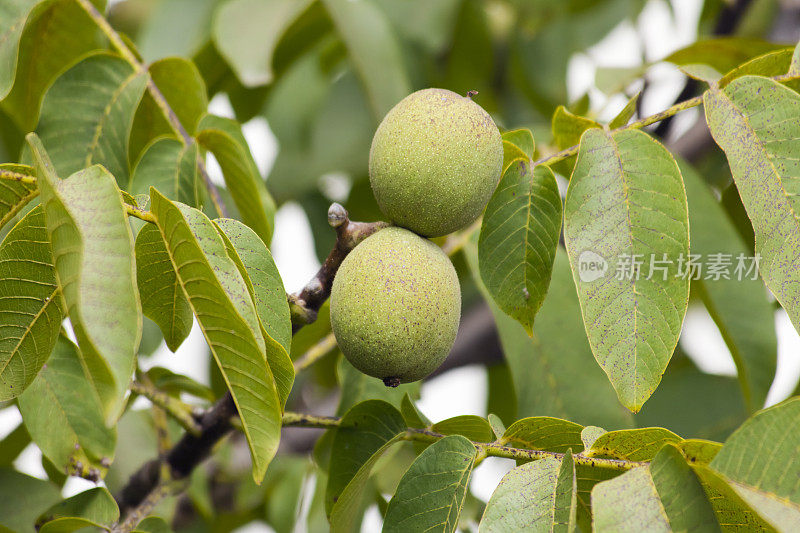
[692,464,776,532]
[37,488,118,533]
[130,138,200,207]
[401,393,430,429]
[705,76,800,336]
[1,0,106,130]
[551,106,600,149]
[326,400,406,532]
[480,162,561,334]
[791,40,800,76]
[501,128,535,159]
[634,355,748,442]
[30,135,141,423]
[719,48,796,88]
[213,217,293,405]
[709,398,800,529]
[18,335,115,477]
[128,56,208,159]
[467,242,633,429]
[564,128,690,412]
[36,53,148,188]
[145,366,214,402]
[664,38,784,75]
[196,114,276,244]
[321,0,411,119]
[0,205,62,400]
[149,188,281,482]
[588,427,682,461]
[592,445,719,532]
[679,440,722,466]
[501,417,584,454]
[0,468,60,533]
[134,223,193,352]
[580,426,607,452]
[383,435,477,533]
[608,92,639,129]
[0,163,38,229]
[133,516,172,533]
[431,415,494,443]
[680,159,777,410]
[0,0,41,100]
[335,355,418,416]
[0,422,30,466]
[213,0,314,86]
[487,414,506,440]
[480,450,577,532]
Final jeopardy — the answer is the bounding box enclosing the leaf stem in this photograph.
[293,332,338,371]
[535,71,800,168]
[74,0,227,218]
[124,203,156,223]
[130,381,202,436]
[280,412,646,471]
[0,169,36,184]
[111,482,172,533]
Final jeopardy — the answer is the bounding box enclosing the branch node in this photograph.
[328,202,348,228]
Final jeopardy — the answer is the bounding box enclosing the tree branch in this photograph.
[74,0,227,218]
[289,202,389,331]
[130,379,202,436]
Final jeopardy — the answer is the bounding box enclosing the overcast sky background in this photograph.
[2,0,799,531]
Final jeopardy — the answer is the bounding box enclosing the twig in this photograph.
[280,411,647,471]
[112,482,172,533]
[130,381,201,437]
[74,0,227,218]
[293,332,338,371]
[289,203,389,331]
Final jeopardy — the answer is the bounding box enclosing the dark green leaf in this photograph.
[30,135,141,423]
[0,468,60,533]
[133,516,172,533]
[384,435,477,533]
[664,38,784,75]
[501,129,535,159]
[467,241,633,429]
[692,464,775,532]
[36,53,147,188]
[37,488,118,533]
[0,205,62,400]
[18,335,115,477]
[400,393,430,429]
[479,162,561,334]
[0,0,41,99]
[564,128,690,412]
[327,400,406,532]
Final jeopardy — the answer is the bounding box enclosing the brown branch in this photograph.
[289,202,388,331]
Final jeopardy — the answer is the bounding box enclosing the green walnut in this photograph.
[369,88,503,237]
[330,227,461,385]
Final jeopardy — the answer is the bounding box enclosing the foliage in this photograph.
[0,0,799,531]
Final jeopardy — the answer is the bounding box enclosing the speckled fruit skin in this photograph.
[369,88,503,237]
[330,227,461,384]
